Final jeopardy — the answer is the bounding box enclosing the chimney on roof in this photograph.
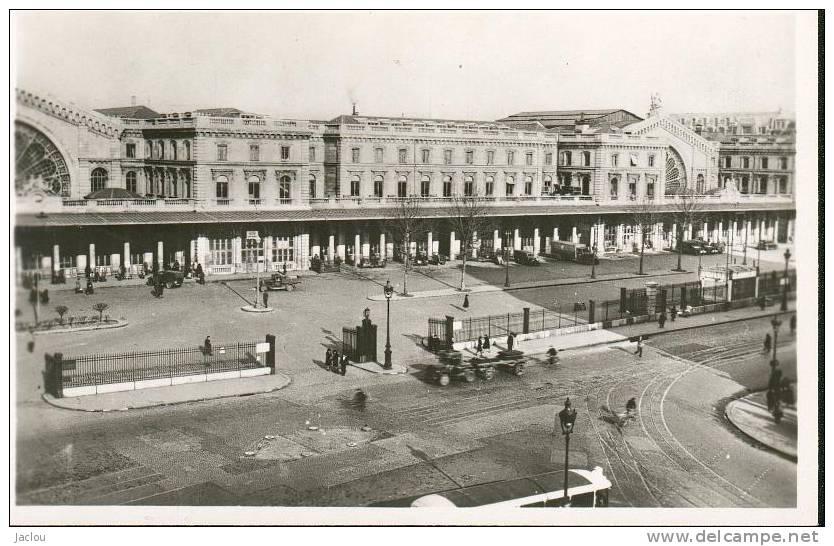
[352,102,358,116]
[131,95,136,107]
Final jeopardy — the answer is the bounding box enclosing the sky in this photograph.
[13,10,799,121]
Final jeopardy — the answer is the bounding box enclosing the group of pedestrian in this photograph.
[191,262,206,284]
[474,335,492,357]
[325,347,349,376]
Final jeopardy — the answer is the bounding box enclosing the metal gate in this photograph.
[342,327,358,360]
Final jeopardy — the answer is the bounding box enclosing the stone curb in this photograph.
[725,392,798,459]
[28,319,129,336]
[41,372,292,412]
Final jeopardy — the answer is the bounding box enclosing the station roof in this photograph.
[498,109,643,134]
[95,105,161,119]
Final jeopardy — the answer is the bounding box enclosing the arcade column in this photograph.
[123,242,131,270]
[89,243,96,269]
[533,228,540,256]
[53,245,61,274]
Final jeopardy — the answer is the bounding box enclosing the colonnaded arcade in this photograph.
[14,89,796,278]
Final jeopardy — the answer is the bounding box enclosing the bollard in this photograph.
[265,334,276,372]
[522,307,530,334]
[588,300,595,324]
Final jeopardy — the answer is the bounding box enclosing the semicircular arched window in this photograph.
[90,168,108,192]
[374,175,384,197]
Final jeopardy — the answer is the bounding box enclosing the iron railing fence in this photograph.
[61,340,262,388]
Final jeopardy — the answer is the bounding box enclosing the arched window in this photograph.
[350,175,360,197]
[182,172,191,198]
[485,175,495,196]
[609,177,618,199]
[156,140,164,160]
[145,141,152,158]
[561,151,572,166]
[524,175,533,195]
[373,175,384,198]
[397,175,408,197]
[582,151,591,167]
[215,175,229,199]
[309,174,316,199]
[170,140,178,160]
[184,141,191,161]
[464,175,474,196]
[90,168,108,192]
[505,175,515,196]
[248,175,261,201]
[125,171,138,194]
[696,174,705,194]
[420,175,430,197]
[543,175,553,195]
[442,175,453,197]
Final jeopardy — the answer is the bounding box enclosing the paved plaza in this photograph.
[14,244,799,508]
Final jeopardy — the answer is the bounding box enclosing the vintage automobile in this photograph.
[426,350,494,386]
[259,272,301,291]
[146,269,184,289]
[413,251,429,266]
[513,249,542,265]
[358,253,386,268]
[428,253,448,265]
[701,240,724,254]
[679,240,708,255]
[470,349,526,376]
[756,240,779,250]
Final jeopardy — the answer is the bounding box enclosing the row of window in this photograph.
[214,174,295,200]
[209,237,294,266]
[721,155,790,170]
[91,168,192,197]
[348,147,549,167]
[128,140,192,161]
[216,143,294,162]
[342,173,540,198]
[722,176,791,194]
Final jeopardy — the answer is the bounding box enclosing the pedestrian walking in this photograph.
[483,335,491,353]
[196,263,205,284]
[658,313,666,329]
[790,315,796,335]
[476,336,483,357]
[340,354,348,376]
[331,351,339,372]
[325,348,332,369]
[75,276,83,294]
[670,306,677,321]
[634,336,644,358]
[463,294,470,309]
[507,332,515,352]
[262,290,269,308]
[204,336,213,356]
[763,333,772,353]
[85,279,94,295]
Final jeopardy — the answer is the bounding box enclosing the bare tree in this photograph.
[630,197,662,275]
[55,305,69,324]
[668,187,704,272]
[384,196,430,296]
[92,302,110,322]
[447,194,493,291]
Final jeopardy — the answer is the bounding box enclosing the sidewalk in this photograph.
[725,391,797,459]
[43,371,292,412]
[453,304,796,358]
[367,269,691,301]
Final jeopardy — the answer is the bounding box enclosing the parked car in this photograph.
[703,241,724,254]
[259,272,301,291]
[146,269,184,289]
[413,251,429,266]
[680,240,707,255]
[513,249,541,265]
[757,240,778,250]
[358,253,386,268]
[428,253,447,265]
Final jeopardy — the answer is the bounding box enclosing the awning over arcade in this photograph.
[15,200,797,228]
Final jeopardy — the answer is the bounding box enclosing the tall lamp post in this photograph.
[770,316,782,368]
[383,279,394,369]
[558,398,577,505]
[590,243,598,279]
[504,247,511,288]
[781,248,791,311]
[742,216,749,265]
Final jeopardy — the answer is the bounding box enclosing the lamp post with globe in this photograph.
[781,248,791,311]
[383,279,394,369]
[558,398,578,504]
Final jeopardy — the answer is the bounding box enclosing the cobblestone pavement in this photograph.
[15,315,796,509]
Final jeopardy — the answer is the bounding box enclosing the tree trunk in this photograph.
[459,251,467,291]
[676,231,684,271]
[639,228,645,275]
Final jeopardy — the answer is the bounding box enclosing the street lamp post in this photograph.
[504,247,511,288]
[742,217,749,265]
[383,279,394,369]
[558,398,578,504]
[770,316,782,368]
[781,248,791,311]
[590,244,597,279]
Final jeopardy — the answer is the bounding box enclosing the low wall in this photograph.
[61,366,271,398]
